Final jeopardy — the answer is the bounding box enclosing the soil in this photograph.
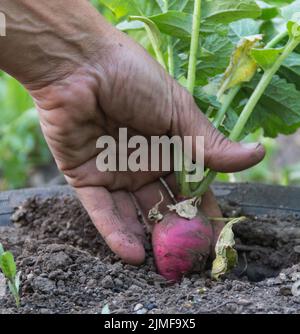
[0,195,300,314]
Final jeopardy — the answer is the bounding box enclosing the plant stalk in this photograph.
[265,30,288,48]
[180,0,202,196]
[168,40,175,77]
[163,0,175,77]
[213,85,240,129]
[144,25,167,69]
[186,0,202,93]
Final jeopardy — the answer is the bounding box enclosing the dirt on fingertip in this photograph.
[0,196,300,314]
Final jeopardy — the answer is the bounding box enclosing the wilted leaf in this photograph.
[218,35,263,98]
[212,217,246,280]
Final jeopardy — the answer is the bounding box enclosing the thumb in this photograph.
[171,90,265,173]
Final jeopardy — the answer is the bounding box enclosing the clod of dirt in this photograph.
[0,195,299,314]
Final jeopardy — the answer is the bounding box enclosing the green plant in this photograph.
[0,243,21,307]
[0,73,51,189]
[97,0,300,280]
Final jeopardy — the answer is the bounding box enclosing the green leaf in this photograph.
[229,19,261,40]
[279,52,300,89]
[257,0,278,20]
[155,0,165,12]
[0,251,17,280]
[98,0,161,18]
[169,0,191,11]
[129,16,162,47]
[251,47,284,70]
[116,20,144,31]
[212,217,246,280]
[242,75,300,137]
[194,86,221,112]
[287,13,300,40]
[98,0,141,18]
[202,0,262,24]
[8,280,20,307]
[196,34,234,85]
[281,0,300,21]
[218,35,263,98]
[150,11,192,38]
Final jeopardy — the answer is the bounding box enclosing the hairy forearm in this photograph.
[0,0,113,88]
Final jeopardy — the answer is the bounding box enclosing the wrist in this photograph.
[0,0,114,90]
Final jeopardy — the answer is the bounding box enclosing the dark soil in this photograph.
[0,195,300,314]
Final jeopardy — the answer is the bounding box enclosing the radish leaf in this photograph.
[202,0,262,24]
[218,35,263,98]
[251,47,284,70]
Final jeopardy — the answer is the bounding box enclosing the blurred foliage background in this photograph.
[0,0,300,190]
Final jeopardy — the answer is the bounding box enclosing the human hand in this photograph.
[0,1,265,265]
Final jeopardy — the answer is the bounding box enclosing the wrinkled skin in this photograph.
[0,1,266,266]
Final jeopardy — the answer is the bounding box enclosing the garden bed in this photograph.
[0,184,300,314]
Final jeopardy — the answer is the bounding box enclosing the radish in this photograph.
[149,196,214,282]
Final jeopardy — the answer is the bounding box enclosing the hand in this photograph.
[0,1,265,265]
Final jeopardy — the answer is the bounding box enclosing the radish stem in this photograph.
[168,40,175,77]
[265,30,288,48]
[180,0,202,196]
[187,0,202,94]
[213,85,240,129]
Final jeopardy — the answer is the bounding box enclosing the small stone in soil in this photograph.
[294,246,300,254]
[280,286,292,296]
[114,278,123,287]
[137,308,148,314]
[134,304,143,312]
[237,299,252,306]
[146,303,157,310]
[32,277,56,294]
[101,276,114,289]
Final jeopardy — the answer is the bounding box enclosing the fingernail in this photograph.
[242,142,261,150]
